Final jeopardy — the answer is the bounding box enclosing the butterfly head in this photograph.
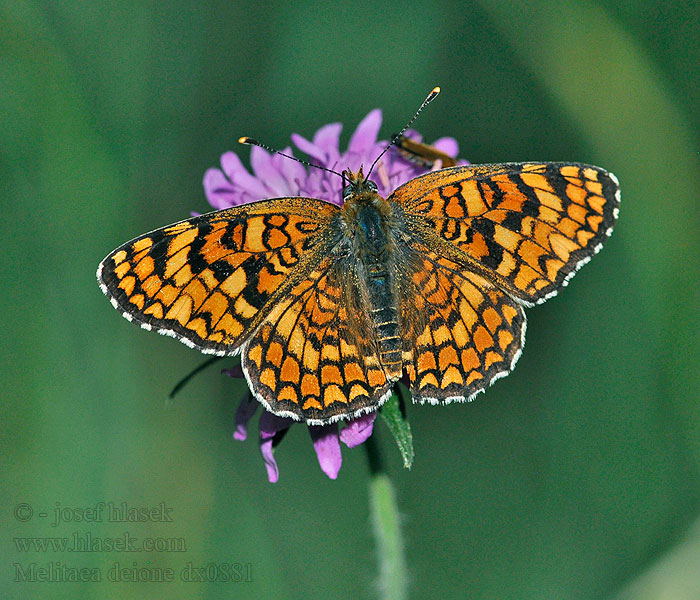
[342,168,379,203]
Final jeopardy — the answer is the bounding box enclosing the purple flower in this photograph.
[204,109,464,209]
[215,111,463,481]
[229,384,378,483]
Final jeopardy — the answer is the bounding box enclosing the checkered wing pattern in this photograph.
[398,247,526,403]
[391,162,620,306]
[241,256,394,424]
[97,198,338,356]
[392,161,618,401]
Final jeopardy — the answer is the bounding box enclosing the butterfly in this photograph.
[97,101,620,426]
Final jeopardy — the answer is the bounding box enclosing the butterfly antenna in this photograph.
[168,356,223,400]
[239,137,343,178]
[366,86,441,180]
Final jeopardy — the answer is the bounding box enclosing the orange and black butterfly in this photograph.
[98,91,620,425]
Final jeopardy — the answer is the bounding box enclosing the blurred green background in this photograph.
[3,1,700,598]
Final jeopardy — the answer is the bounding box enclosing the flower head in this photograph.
[213,110,463,481]
[228,376,377,483]
[204,109,464,210]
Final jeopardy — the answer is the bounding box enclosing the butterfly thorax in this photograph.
[339,169,402,380]
[339,168,393,258]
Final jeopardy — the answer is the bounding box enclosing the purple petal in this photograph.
[254,145,296,196]
[431,137,459,159]
[203,110,464,228]
[219,150,247,179]
[251,145,289,195]
[280,154,307,196]
[290,133,328,164]
[308,424,342,479]
[259,412,293,438]
[220,151,269,198]
[259,412,293,483]
[340,412,377,448]
[388,164,425,192]
[259,439,279,483]
[249,145,274,179]
[348,109,382,155]
[305,169,342,206]
[402,129,423,143]
[233,394,259,442]
[312,122,342,166]
[203,168,236,209]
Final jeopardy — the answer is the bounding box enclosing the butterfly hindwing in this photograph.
[241,257,394,424]
[399,246,526,403]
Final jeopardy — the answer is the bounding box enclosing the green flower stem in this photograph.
[366,435,408,600]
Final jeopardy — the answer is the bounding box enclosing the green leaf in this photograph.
[380,384,414,469]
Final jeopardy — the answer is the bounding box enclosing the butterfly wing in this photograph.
[391,162,620,306]
[242,254,394,424]
[397,245,526,403]
[97,197,339,356]
[391,161,618,402]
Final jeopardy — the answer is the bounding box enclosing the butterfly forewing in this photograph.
[98,198,338,355]
[390,162,620,305]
